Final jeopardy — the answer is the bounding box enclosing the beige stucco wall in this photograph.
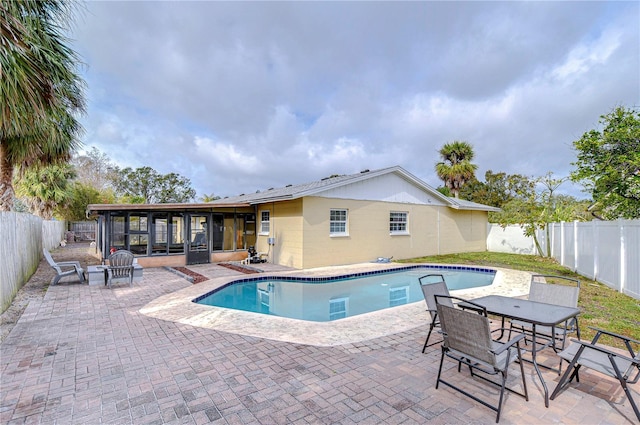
[296,197,488,268]
[255,200,304,269]
[436,207,488,254]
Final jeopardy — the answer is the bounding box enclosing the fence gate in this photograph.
[69,221,97,241]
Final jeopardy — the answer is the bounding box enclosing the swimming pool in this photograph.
[193,265,495,322]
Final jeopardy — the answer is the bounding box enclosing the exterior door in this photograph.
[187,214,210,265]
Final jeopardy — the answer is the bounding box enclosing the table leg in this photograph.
[531,325,550,407]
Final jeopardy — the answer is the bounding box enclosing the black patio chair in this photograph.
[551,327,640,421]
[509,274,581,373]
[435,295,529,423]
[419,274,451,352]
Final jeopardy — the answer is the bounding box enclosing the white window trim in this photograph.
[259,210,270,235]
[329,209,349,237]
[390,211,409,235]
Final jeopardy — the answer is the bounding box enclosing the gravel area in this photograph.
[0,243,100,343]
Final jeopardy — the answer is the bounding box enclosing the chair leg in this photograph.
[551,346,585,401]
[422,320,437,353]
[608,353,640,421]
[435,347,446,389]
[495,371,508,423]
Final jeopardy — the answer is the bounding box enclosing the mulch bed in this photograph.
[171,267,209,284]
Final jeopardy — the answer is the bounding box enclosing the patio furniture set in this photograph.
[44,248,141,288]
[419,273,640,423]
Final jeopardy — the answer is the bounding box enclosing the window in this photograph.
[330,209,348,236]
[390,211,408,234]
[260,210,270,235]
[329,297,349,321]
[389,286,409,307]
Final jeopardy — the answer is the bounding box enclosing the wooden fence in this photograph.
[0,212,65,313]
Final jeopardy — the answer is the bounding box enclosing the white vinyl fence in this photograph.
[0,212,65,313]
[488,220,640,300]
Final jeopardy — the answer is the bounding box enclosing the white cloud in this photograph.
[72,1,639,199]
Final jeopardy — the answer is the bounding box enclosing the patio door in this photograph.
[187,214,210,265]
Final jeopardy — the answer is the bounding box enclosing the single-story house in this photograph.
[87,166,499,268]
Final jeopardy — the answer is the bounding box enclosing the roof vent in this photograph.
[360,169,370,173]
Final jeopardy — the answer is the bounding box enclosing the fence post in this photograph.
[573,221,579,272]
[592,220,598,281]
[560,221,565,266]
[620,220,626,294]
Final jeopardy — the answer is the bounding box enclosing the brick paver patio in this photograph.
[1,251,637,424]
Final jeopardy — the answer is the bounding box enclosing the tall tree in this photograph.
[0,0,86,211]
[71,147,118,192]
[460,170,535,208]
[55,182,115,221]
[112,166,196,204]
[435,141,478,198]
[493,172,590,256]
[570,106,640,219]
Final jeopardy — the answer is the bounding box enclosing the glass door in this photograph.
[187,214,210,264]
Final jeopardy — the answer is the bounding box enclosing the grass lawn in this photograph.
[400,251,640,349]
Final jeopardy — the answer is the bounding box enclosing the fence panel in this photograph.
[69,221,96,241]
[488,220,639,300]
[575,222,596,280]
[0,213,65,314]
[622,220,640,299]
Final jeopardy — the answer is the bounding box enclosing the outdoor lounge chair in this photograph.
[509,274,580,373]
[551,327,640,421]
[43,248,85,285]
[435,295,529,423]
[419,274,451,352]
[106,249,135,288]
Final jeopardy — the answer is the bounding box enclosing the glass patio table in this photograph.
[463,295,581,408]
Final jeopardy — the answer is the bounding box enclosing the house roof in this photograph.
[210,165,500,212]
[87,166,499,214]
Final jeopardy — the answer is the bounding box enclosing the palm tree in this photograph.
[0,1,86,211]
[15,163,76,219]
[435,141,478,198]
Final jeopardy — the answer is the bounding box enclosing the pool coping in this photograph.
[139,262,534,347]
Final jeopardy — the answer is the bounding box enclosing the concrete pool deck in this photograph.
[2,252,638,424]
[140,263,533,346]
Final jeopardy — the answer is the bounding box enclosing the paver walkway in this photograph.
[1,247,637,424]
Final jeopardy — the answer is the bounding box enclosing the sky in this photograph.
[71,1,640,200]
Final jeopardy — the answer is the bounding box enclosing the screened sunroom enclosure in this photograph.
[88,203,256,267]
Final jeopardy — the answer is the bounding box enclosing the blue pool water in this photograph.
[193,265,495,322]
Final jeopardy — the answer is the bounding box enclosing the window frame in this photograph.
[259,210,270,235]
[389,211,409,235]
[329,209,349,237]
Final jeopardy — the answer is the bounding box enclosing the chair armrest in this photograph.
[589,326,640,346]
[55,261,82,268]
[491,332,525,356]
[570,340,638,364]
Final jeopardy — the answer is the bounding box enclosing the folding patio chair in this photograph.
[435,295,529,423]
[551,327,640,421]
[509,274,580,372]
[419,274,451,352]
